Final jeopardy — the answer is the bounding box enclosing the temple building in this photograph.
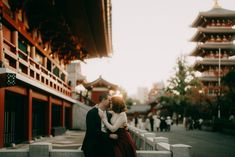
[190,1,235,96]
[0,0,112,148]
[83,76,118,105]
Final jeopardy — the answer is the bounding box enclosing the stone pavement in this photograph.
[153,124,235,157]
[3,125,235,157]
[1,130,86,150]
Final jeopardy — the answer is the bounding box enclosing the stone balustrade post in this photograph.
[142,132,155,150]
[170,144,192,157]
[153,137,169,150]
[136,130,147,149]
[29,142,52,157]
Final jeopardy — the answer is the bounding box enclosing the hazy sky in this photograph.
[81,0,235,96]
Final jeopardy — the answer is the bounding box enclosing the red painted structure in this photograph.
[0,0,112,148]
[84,76,118,105]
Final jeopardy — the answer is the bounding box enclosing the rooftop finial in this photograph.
[213,0,221,8]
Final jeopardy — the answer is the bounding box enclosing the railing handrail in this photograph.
[3,38,71,96]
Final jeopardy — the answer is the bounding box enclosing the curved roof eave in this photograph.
[191,8,235,27]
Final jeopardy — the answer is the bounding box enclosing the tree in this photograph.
[164,55,201,117]
[221,70,235,117]
[167,55,200,95]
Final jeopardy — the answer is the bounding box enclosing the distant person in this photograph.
[176,117,179,125]
[229,114,234,121]
[145,118,151,131]
[155,116,161,132]
[166,116,172,131]
[198,118,203,130]
[82,94,117,157]
[160,117,167,132]
[149,115,154,132]
[134,116,138,127]
[188,117,194,130]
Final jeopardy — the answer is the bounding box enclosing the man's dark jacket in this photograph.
[82,107,114,157]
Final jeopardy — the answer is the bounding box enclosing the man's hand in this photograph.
[109,134,118,139]
[123,122,128,130]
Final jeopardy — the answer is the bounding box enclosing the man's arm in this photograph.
[86,109,114,140]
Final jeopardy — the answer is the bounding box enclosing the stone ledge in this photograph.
[137,150,171,157]
[156,142,170,151]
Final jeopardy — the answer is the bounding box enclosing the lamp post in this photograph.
[217,48,221,118]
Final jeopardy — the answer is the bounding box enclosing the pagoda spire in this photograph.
[213,0,221,8]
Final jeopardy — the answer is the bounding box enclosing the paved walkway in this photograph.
[2,130,85,150]
[154,124,235,157]
[3,125,235,157]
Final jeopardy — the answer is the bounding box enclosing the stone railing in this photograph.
[128,126,192,157]
[0,142,172,157]
[0,126,192,157]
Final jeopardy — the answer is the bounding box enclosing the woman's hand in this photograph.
[98,110,105,119]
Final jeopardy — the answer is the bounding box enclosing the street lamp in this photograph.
[217,48,221,118]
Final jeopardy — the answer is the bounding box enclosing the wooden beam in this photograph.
[51,97,62,105]
[0,88,5,148]
[64,101,71,107]
[5,86,27,96]
[32,91,48,101]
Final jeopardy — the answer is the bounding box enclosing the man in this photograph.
[82,93,117,157]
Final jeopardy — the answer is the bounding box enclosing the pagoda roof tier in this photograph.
[192,7,235,27]
[191,27,235,42]
[83,76,118,90]
[191,43,235,56]
[193,59,235,71]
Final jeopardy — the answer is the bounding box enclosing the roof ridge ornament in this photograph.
[213,0,221,8]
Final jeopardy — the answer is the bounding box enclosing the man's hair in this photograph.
[99,93,109,102]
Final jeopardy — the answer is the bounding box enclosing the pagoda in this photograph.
[83,76,118,105]
[190,1,235,96]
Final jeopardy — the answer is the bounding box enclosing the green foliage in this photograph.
[161,55,201,117]
[167,55,200,96]
[221,70,235,116]
[125,98,134,109]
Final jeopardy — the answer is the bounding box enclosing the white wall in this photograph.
[72,102,91,130]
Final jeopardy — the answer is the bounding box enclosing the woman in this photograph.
[99,96,137,157]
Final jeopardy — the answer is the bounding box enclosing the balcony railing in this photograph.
[3,38,72,97]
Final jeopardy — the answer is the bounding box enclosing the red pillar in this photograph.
[27,89,32,141]
[0,12,4,66]
[0,88,5,148]
[61,102,65,127]
[46,96,52,136]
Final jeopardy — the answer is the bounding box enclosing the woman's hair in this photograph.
[111,96,127,113]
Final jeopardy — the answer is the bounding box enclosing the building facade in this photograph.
[190,2,235,96]
[0,0,112,148]
[84,76,118,105]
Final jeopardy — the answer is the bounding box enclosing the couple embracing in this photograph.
[82,93,137,157]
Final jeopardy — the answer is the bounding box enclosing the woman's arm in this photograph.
[102,112,127,132]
